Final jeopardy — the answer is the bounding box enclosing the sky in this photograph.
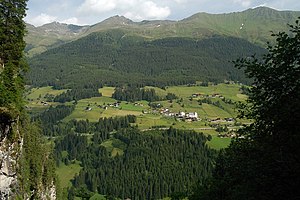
[25,0,300,27]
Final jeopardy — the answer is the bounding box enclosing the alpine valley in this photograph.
[16,6,300,200]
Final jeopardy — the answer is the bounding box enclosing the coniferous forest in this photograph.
[54,123,216,199]
[26,32,266,89]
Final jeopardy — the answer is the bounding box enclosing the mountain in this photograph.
[25,22,89,57]
[179,7,300,44]
[25,7,299,89]
[25,7,300,57]
[27,30,266,89]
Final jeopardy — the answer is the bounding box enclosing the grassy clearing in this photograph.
[101,138,127,157]
[144,86,168,97]
[201,103,232,118]
[26,86,67,115]
[166,83,246,102]
[56,161,82,189]
[101,109,141,118]
[63,97,117,122]
[121,102,147,112]
[26,86,67,100]
[200,129,232,150]
[99,87,115,97]
[136,114,174,129]
[207,136,231,150]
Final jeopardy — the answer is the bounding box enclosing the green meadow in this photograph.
[56,161,82,189]
[27,83,247,150]
[26,86,67,100]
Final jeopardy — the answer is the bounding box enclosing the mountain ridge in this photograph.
[25,7,300,57]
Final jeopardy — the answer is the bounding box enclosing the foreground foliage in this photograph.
[0,1,57,198]
[191,18,300,200]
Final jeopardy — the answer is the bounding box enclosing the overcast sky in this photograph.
[25,0,300,27]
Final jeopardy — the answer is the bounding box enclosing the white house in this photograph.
[187,112,198,119]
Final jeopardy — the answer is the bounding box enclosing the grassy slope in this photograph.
[26,86,67,115]
[30,84,246,122]
[99,87,115,97]
[101,138,127,157]
[68,84,246,149]
[26,86,67,100]
[56,161,82,189]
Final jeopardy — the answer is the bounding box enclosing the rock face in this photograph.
[0,114,22,199]
[0,108,57,199]
[41,183,57,200]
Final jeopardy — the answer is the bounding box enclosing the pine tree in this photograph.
[0,0,28,112]
[1,1,57,199]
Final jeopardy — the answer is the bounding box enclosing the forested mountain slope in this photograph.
[27,30,266,89]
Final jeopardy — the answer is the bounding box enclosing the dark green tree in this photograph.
[0,0,28,112]
[191,18,300,200]
[1,1,57,199]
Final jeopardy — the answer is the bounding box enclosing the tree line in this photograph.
[53,88,102,103]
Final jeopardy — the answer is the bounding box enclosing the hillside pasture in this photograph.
[26,84,248,150]
[99,87,115,97]
[166,83,246,102]
[26,86,67,100]
[56,161,82,189]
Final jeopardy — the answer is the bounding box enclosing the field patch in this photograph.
[99,87,115,97]
[207,136,231,150]
[166,83,246,102]
[144,86,168,97]
[26,86,67,100]
[101,138,127,157]
[56,161,82,189]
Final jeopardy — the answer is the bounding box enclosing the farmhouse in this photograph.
[178,111,185,118]
[187,112,198,119]
[174,111,199,121]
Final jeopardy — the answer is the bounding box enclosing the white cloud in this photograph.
[78,0,117,14]
[233,0,252,7]
[124,1,171,20]
[61,17,80,25]
[173,0,188,4]
[26,13,57,26]
[77,0,171,21]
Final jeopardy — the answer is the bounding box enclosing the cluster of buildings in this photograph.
[159,108,199,121]
[86,102,121,111]
[192,93,224,99]
[209,117,235,123]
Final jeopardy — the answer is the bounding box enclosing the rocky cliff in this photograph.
[0,107,56,199]
[0,108,21,199]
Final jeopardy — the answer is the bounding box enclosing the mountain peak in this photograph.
[100,15,133,25]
